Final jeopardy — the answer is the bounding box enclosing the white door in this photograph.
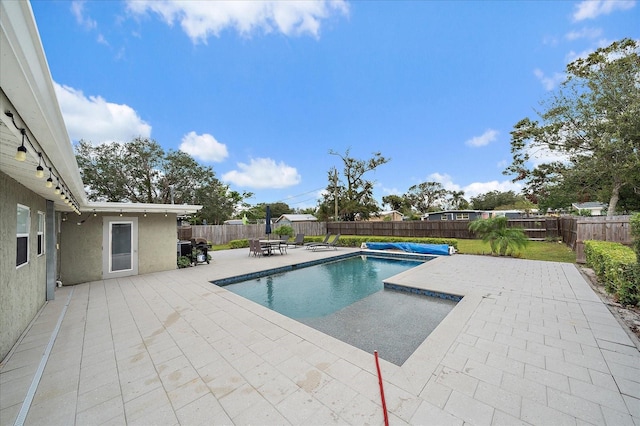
[103,217,138,279]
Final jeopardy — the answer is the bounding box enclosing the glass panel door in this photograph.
[103,217,138,279]
[111,222,132,272]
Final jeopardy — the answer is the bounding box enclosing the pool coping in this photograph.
[210,250,476,389]
[210,249,440,287]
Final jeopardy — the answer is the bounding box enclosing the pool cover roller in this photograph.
[363,242,453,255]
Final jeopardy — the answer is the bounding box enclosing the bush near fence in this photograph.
[584,240,638,306]
[228,235,458,250]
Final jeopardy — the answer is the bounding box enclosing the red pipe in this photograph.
[374,350,389,426]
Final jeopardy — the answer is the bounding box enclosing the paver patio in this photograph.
[1,247,638,425]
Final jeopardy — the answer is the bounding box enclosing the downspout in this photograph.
[45,200,56,300]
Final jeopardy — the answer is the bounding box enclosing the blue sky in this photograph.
[31,0,639,210]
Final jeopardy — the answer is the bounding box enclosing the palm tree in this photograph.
[468,216,528,256]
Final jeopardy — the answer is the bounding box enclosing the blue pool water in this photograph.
[221,255,425,318]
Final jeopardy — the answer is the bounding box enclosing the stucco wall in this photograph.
[60,212,178,285]
[0,172,47,361]
[138,214,178,275]
[59,213,102,285]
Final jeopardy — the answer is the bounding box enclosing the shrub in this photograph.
[468,217,528,256]
[335,235,457,249]
[177,256,191,268]
[274,225,294,238]
[228,235,458,250]
[584,240,637,305]
[228,239,250,249]
[630,213,640,257]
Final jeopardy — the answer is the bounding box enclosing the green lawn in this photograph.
[456,239,576,263]
[213,238,576,263]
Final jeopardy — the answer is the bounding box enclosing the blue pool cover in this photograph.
[364,242,452,255]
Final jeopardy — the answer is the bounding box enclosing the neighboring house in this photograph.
[422,210,485,221]
[370,210,405,222]
[422,210,534,221]
[274,214,318,226]
[572,202,607,216]
[490,210,534,219]
[0,2,200,360]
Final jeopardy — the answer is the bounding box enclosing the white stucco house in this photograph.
[0,2,201,360]
[572,202,607,216]
[274,214,318,226]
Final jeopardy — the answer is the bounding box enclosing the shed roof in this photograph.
[275,214,318,223]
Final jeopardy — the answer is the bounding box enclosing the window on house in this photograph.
[37,211,45,256]
[456,213,470,220]
[440,215,448,220]
[17,204,30,267]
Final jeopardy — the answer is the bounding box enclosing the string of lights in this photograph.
[5,110,81,214]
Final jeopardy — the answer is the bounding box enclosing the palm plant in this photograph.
[468,216,528,256]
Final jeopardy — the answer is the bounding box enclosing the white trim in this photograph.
[102,216,138,279]
[37,210,45,256]
[16,204,30,268]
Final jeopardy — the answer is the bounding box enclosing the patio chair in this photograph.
[305,233,330,249]
[310,234,341,251]
[249,239,269,257]
[289,233,305,248]
[278,240,288,255]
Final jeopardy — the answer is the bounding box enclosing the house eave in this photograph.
[84,202,202,215]
[0,1,86,211]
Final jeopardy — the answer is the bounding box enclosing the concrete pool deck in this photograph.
[1,248,639,425]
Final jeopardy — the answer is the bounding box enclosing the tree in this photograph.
[382,194,411,212]
[75,137,251,224]
[470,190,524,210]
[445,190,469,210]
[468,217,528,256]
[504,38,640,216]
[317,149,390,221]
[404,181,447,213]
[245,203,292,221]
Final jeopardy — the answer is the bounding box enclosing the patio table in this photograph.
[259,239,286,255]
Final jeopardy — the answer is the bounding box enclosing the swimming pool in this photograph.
[214,253,459,365]
[219,255,425,318]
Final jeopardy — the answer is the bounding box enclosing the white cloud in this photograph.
[526,144,571,168]
[54,82,151,144]
[179,131,228,163]
[126,0,349,43]
[71,1,97,30]
[381,186,402,196]
[565,38,615,63]
[465,129,499,147]
[572,0,635,21]
[565,27,603,41]
[428,172,461,191]
[222,157,301,189]
[428,172,522,198]
[533,68,565,90]
[462,180,523,198]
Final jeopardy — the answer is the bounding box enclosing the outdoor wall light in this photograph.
[46,168,53,188]
[35,153,44,178]
[119,210,123,217]
[143,210,147,217]
[93,210,97,217]
[15,130,27,162]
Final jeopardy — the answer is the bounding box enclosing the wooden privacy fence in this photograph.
[327,218,559,241]
[559,215,632,263]
[180,218,562,245]
[180,216,631,262]
[179,222,327,245]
